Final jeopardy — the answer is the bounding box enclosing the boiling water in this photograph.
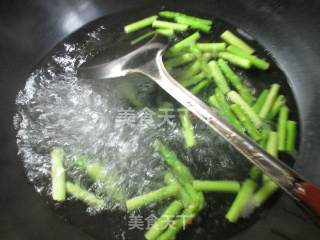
[14,22,257,240]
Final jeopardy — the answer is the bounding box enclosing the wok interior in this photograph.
[15,7,299,240]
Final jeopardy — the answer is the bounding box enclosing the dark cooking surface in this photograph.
[0,0,320,240]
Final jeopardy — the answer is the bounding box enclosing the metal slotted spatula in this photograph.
[77,35,320,221]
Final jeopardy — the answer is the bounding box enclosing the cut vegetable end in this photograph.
[225,179,256,223]
[221,30,254,54]
[124,15,158,34]
[51,147,66,201]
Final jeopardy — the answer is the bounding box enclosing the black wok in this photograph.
[0,0,320,239]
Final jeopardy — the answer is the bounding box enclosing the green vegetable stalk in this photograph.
[215,89,243,132]
[193,180,240,193]
[266,131,278,157]
[169,32,201,54]
[164,172,193,207]
[165,53,195,68]
[190,80,210,95]
[145,200,183,240]
[124,15,158,33]
[259,84,280,119]
[159,11,212,26]
[180,72,205,87]
[74,157,127,204]
[253,89,269,113]
[51,147,66,201]
[218,52,251,69]
[221,30,254,54]
[286,120,297,153]
[227,91,263,128]
[66,181,104,208]
[277,106,289,151]
[208,60,230,94]
[156,29,175,37]
[268,95,285,120]
[126,185,179,211]
[251,181,278,207]
[225,179,256,223]
[178,109,196,148]
[130,31,155,45]
[197,43,226,52]
[227,45,270,70]
[154,140,194,183]
[175,16,211,33]
[152,20,188,32]
[217,59,254,104]
[230,104,262,141]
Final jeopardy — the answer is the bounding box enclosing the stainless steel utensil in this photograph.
[78,35,320,219]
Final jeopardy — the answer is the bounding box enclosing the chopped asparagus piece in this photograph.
[126,185,179,211]
[221,30,254,54]
[277,106,289,151]
[124,15,158,33]
[218,52,252,69]
[286,120,297,153]
[51,147,66,201]
[66,181,104,208]
[193,180,240,193]
[152,20,188,32]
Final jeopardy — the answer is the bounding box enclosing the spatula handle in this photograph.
[293,182,320,218]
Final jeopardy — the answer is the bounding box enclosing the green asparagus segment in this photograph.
[179,109,196,148]
[152,20,188,32]
[158,205,199,240]
[227,45,270,70]
[145,200,183,240]
[268,95,285,120]
[225,179,256,223]
[286,120,297,153]
[193,180,240,193]
[253,89,269,113]
[180,72,205,87]
[169,32,201,54]
[227,91,263,128]
[190,80,210,95]
[124,15,158,33]
[74,157,127,203]
[178,60,202,80]
[126,185,179,211]
[230,104,262,141]
[189,43,202,59]
[197,43,226,52]
[208,60,230,94]
[156,29,175,37]
[252,181,278,207]
[130,31,155,45]
[159,11,213,25]
[221,30,254,54]
[51,147,66,201]
[217,59,254,104]
[218,52,251,69]
[249,166,261,180]
[266,131,278,157]
[208,95,220,109]
[215,89,243,132]
[66,181,104,208]
[259,84,281,119]
[164,172,193,207]
[175,16,211,33]
[155,140,194,182]
[260,127,270,148]
[277,106,289,151]
[165,53,195,68]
